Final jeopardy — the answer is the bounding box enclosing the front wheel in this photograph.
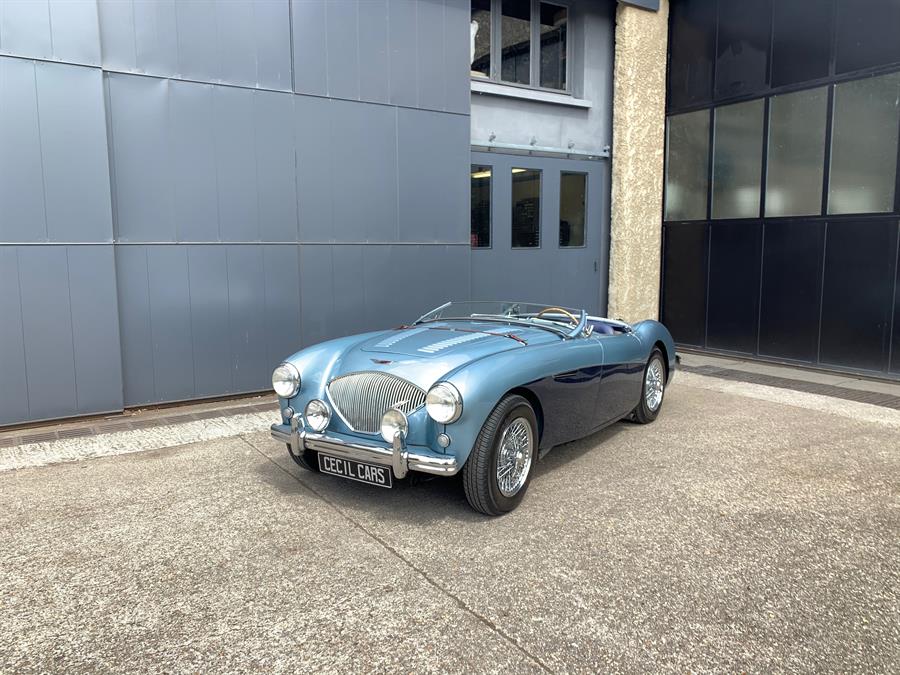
[463,395,538,516]
[632,348,666,424]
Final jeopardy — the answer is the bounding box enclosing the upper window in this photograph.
[711,99,764,219]
[470,0,569,92]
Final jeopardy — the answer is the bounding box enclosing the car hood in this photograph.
[330,321,560,389]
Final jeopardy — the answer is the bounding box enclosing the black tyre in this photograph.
[463,395,538,516]
[631,348,666,424]
[286,444,319,472]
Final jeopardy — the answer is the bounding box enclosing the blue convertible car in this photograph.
[270,301,676,515]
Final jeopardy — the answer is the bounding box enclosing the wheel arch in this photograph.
[652,340,670,379]
[506,386,544,443]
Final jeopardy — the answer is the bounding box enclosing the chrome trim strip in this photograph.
[271,419,458,478]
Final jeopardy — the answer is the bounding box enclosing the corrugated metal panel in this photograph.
[329,99,398,242]
[67,245,124,415]
[115,246,155,406]
[291,0,328,96]
[294,95,334,242]
[443,0,471,115]
[358,0,390,104]
[388,0,417,107]
[107,74,175,242]
[225,245,268,392]
[35,62,113,243]
[262,245,302,370]
[397,107,469,242]
[0,0,101,64]
[326,0,360,100]
[0,57,46,242]
[214,86,259,242]
[415,0,445,111]
[255,91,298,242]
[187,246,232,397]
[0,248,29,426]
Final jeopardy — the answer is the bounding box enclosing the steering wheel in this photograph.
[534,306,579,325]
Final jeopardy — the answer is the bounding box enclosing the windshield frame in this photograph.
[413,301,589,339]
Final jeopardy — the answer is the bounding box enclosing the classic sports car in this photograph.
[270,301,676,515]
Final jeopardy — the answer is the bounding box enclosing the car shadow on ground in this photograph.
[252,421,632,523]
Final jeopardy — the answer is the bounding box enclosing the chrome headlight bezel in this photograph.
[305,399,331,432]
[425,382,463,424]
[380,408,409,443]
[272,362,301,399]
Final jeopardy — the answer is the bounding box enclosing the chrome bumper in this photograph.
[270,415,458,479]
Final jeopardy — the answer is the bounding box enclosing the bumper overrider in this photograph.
[270,413,458,480]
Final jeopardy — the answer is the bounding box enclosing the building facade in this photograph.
[661,0,900,379]
[0,0,668,428]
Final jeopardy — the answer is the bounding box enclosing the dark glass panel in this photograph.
[511,168,540,248]
[711,99,764,219]
[765,87,827,217]
[662,222,708,346]
[828,72,900,215]
[706,222,763,352]
[835,0,900,74]
[668,0,716,109]
[714,0,772,99]
[820,219,898,372]
[539,3,567,90]
[501,0,531,85]
[471,0,492,78]
[471,165,491,248]
[771,0,832,87]
[759,222,825,362]
[559,172,586,247]
[665,109,710,221]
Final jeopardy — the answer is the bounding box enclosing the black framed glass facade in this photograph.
[663,0,900,378]
[470,165,492,248]
[511,168,541,248]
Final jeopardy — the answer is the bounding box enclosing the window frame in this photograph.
[473,0,573,95]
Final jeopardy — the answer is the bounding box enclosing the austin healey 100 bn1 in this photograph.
[270,301,677,515]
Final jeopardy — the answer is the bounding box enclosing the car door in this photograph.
[594,331,645,424]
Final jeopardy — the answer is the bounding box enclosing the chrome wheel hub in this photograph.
[645,358,665,411]
[496,417,533,497]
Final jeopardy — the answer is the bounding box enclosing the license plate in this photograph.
[317,454,393,488]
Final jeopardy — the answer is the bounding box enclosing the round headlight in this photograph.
[425,382,463,424]
[380,408,409,443]
[305,399,330,432]
[272,362,300,398]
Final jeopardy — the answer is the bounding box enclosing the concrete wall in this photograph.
[607,0,669,322]
[0,0,471,426]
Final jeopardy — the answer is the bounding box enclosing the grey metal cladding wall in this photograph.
[0,57,113,243]
[0,0,101,65]
[116,244,301,406]
[0,246,123,426]
[107,73,297,243]
[97,0,292,91]
[292,0,469,114]
[298,243,471,346]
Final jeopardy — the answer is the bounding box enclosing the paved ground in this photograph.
[1,373,899,672]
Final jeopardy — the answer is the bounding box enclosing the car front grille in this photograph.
[326,371,426,434]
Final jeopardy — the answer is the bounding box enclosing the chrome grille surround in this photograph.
[326,371,426,434]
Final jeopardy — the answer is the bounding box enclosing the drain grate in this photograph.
[682,364,900,410]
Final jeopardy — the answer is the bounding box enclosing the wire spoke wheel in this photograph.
[496,417,534,497]
[644,357,664,412]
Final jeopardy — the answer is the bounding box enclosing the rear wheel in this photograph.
[463,395,538,516]
[632,349,666,424]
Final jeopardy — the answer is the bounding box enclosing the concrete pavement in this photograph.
[1,375,898,672]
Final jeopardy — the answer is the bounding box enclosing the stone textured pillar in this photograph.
[607,0,669,322]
